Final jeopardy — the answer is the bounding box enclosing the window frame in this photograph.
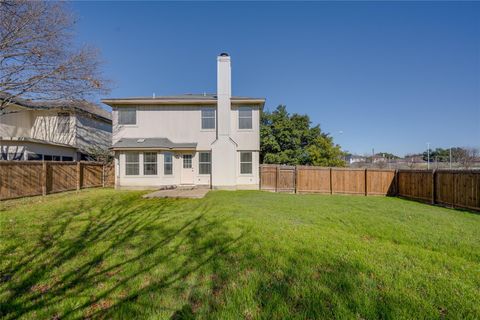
[238,106,253,130]
[198,152,211,175]
[183,154,193,169]
[164,152,173,175]
[143,152,158,176]
[201,108,216,130]
[125,152,140,176]
[240,151,253,175]
[118,107,137,126]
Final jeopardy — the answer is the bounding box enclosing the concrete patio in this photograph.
[143,187,210,199]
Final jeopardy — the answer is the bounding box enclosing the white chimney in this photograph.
[217,53,231,136]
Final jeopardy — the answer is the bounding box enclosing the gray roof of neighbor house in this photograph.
[0,92,111,122]
[102,93,265,106]
[111,138,197,150]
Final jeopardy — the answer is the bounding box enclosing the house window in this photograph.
[44,155,61,161]
[118,108,136,125]
[183,154,192,169]
[164,152,173,175]
[27,153,42,161]
[199,152,211,175]
[240,152,252,174]
[57,113,70,134]
[62,156,73,161]
[125,152,139,175]
[238,107,252,129]
[201,108,215,129]
[144,152,157,175]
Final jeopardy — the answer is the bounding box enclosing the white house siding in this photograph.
[76,114,111,151]
[115,151,211,188]
[230,105,261,151]
[0,107,33,137]
[0,140,77,160]
[111,105,260,189]
[112,105,217,149]
[31,110,76,146]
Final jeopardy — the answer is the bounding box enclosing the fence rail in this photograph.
[0,161,114,201]
[261,165,480,211]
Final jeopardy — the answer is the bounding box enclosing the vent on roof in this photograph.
[137,138,145,143]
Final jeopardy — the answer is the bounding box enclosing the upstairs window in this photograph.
[201,108,215,129]
[57,113,70,134]
[164,152,173,175]
[199,152,211,174]
[238,107,252,129]
[240,152,252,174]
[144,152,157,175]
[125,152,139,175]
[118,108,136,125]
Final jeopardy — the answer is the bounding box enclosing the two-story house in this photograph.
[0,94,112,161]
[102,53,265,189]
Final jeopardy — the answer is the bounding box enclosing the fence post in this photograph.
[329,168,333,195]
[431,169,436,205]
[259,165,262,191]
[395,169,399,196]
[364,169,368,196]
[42,161,47,196]
[102,164,105,188]
[275,165,279,193]
[76,161,81,191]
[294,166,298,194]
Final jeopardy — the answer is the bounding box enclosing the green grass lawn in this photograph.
[0,189,479,319]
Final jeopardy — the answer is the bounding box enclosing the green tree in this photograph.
[260,105,345,166]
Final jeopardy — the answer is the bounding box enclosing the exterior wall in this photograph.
[230,105,261,151]
[76,114,111,151]
[235,150,260,189]
[112,105,260,151]
[112,105,217,149]
[115,150,211,189]
[31,110,76,146]
[0,106,33,137]
[112,103,260,189]
[114,149,259,189]
[0,140,77,160]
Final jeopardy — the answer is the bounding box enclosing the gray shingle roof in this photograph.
[0,92,111,121]
[102,94,266,106]
[104,93,263,100]
[111,138,197,150]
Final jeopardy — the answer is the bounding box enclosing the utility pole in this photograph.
[427,142,430,170]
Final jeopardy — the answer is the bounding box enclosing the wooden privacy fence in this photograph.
[397,169,480,211]
[0,161,115,200]
[261,165,397,196]
[260,165,480,211]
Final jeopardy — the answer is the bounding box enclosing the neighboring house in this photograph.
[345,154,367,164]
[102,53,265,189]
[0,94,112,161]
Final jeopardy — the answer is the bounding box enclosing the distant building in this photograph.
[345,154,367,164]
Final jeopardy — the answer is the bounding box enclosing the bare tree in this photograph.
[456,147,479,169]
[0,0,109,114]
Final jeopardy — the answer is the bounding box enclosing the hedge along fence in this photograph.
[260,165,480,211]
[0,161,115,201]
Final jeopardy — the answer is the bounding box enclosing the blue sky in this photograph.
[71,1,479,156]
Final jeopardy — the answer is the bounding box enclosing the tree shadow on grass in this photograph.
[0,194,247,319]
